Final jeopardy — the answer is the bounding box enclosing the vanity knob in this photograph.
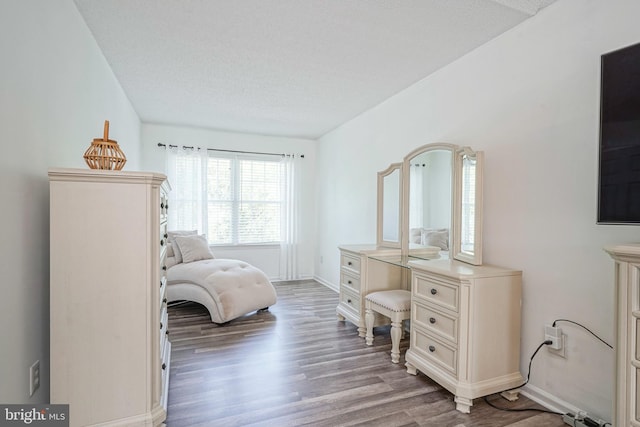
[348,261,353,266]
[166,330,170,336]
[429,317,436,324]
[164,233,168,239]
[428,345,436,352]
[160,239,165,246]
[161,202,164,209]
[162,363,167,370]
[430,288,437,295]
[163,298,167,304]
[347,280,352,284]
[160,322,163,329]
[160,281,163,288]
[347,299,352,304]
[162,265,167,271]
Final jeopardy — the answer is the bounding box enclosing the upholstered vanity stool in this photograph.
[365,290,412,363]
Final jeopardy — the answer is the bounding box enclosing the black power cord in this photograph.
[509,339,552,390]
[552,319,613,349]
[486,319,614,419]
[483,339,563,415]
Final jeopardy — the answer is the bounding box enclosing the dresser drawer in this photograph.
[160,275,167,307]
[341,252,361,275]
[339,287,360,316]
[160,221,168,251]
[414,274,459,313]
[341,272,360,292]
[160,191,169,222]
[413,301,458,343]
[160,306,168,350]
[412,326,457,375]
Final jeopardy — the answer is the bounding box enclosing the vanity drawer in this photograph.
[341,252,361,275]
[413,274,459,313]
[412,326,457,375]
[413,301,458,343]
[341,272,360,292]
[340,287,360,316]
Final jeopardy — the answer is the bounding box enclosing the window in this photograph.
[169,150,285,245]
[207,155,283,244]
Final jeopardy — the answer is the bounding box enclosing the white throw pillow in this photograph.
[421,228,449,251]
[173,234,214,263]
[167,230,197,263]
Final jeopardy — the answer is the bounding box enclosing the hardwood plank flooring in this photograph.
[166,280,565,426]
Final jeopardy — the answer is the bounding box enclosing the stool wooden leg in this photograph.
[365,308,374,346]
[390,319,402,363]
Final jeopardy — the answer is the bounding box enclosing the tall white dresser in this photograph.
[49,168,171,427]
[605,244,640,427]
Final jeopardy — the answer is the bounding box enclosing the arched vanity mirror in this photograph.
[377,162,402,248]
[400,143,484,265]
[402,144,453,259]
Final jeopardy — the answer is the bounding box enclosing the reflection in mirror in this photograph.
[377,163,402,248]
[453,147,483,265]
[404,146,453,260]
[460,154,476,253]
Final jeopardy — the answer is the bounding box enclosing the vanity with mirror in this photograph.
[337,143,523,413]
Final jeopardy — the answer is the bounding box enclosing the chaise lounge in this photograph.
[165,231,277,324]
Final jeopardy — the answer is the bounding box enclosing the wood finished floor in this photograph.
[166,280,565,427]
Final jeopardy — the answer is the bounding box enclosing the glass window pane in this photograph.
[207,202,233,244]
[238,202,281,243]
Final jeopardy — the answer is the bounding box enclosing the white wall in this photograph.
[315,0,640,420]
[0,0,142,403]
[141,123,317,279]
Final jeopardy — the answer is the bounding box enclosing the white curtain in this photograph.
[409,164,424,230]
[280,154,301,280]
[165,146,208,234]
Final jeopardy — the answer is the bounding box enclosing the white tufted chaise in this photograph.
[163,231,277,324]
[166,257,277,324]
[365,290,412,363]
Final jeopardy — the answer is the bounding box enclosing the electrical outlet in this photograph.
[549,333,567,358]
[29,360,40,396]
[545,324,563,350]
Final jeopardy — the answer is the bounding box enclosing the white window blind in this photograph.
[206,155,282,244]
[170,150,284,245]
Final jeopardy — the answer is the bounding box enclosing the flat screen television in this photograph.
[598,41,640,224]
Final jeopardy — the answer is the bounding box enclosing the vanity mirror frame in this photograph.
[398,143,484,266]
[376,162,403,248]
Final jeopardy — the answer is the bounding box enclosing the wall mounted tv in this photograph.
[598,41,640,224]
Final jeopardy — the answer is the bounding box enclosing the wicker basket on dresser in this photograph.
[49,168,171,427]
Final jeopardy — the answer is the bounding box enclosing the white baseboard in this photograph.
[313,275,338,292]
[521,383,580,415]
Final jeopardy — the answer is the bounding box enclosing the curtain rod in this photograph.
[157,143,304,158]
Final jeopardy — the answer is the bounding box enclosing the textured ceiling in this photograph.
[74,0,557,139]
